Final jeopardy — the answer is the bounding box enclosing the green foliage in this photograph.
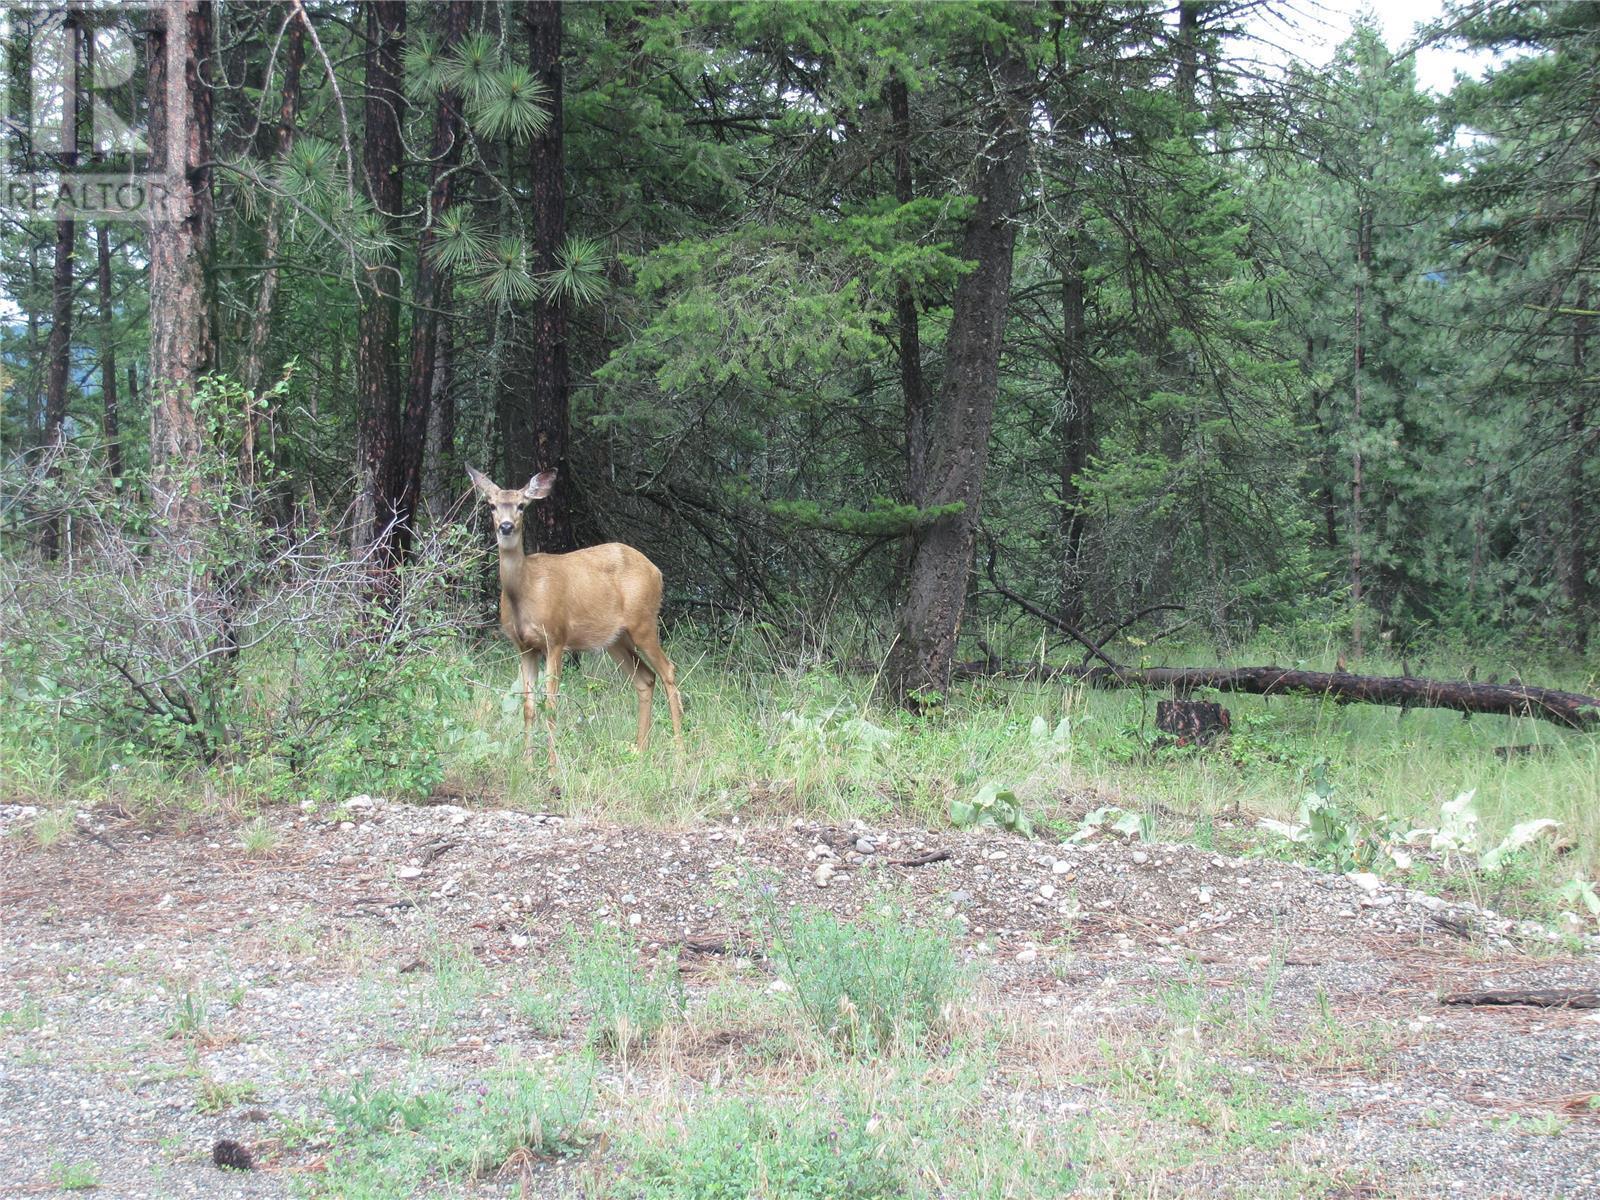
[623,1098,903,1200]
[322,1076,446,1135]
[949,781,1033,837]
[315,1062,593,1196]
[567,923,686,1054]
[756,895,962,1056]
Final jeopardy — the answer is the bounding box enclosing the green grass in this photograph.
[308,1059,593,1198]
[567,922,686,1055]
[7,627,1597,921]
[49,1159,100,1191]
[757,895,964,1057]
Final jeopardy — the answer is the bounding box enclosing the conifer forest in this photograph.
[4,4,1600,1197]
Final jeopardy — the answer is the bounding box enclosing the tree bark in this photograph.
[503,0,575,553]
[39,215,76,559]
[949,660,1600,732]
[353,0,405,550]
[388,0,471,562]
[146,0,216,535]
[96,225,121,481]
[883,30,1035,706]
[239,0,305,488]
[422,322,456,526]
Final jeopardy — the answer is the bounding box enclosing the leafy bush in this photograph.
[757,895,961,1056]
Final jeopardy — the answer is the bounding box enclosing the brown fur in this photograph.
[468,467,685,765]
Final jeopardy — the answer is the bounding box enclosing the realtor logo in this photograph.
[3,3,182,220]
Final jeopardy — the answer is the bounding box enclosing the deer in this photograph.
[467,467,684,767]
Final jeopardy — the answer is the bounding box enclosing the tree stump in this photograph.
[1156,699,1231,747]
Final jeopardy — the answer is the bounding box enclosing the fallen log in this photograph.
[950,659,1600,732]
[1440,989,1600,1010]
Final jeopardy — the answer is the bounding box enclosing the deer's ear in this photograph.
[466,466,496,499]
[523,470,557,500]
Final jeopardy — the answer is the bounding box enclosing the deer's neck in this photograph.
[497,543,545,598]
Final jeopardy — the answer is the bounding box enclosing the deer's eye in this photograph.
[516,501,527,510]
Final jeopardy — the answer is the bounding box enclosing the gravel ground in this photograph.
[1,799,1596,1198]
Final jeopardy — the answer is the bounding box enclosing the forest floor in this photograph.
[1,797,1597,1200]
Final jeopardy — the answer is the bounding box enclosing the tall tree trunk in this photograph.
[240,1,305,487]
[39,217,76,559]
[423,322,456,526]
[890,73,929,507]
[146,0,216,535]
[883,34,1035,706]
[505,0,576,553]
[1566,281,1591,650]
[353,0,405,550]
[389,0,471,561]
[96,225,121,481]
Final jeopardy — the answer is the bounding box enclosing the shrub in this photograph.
[757,895,962,1056]
[0,418,479,801]
[567,922,685,1054]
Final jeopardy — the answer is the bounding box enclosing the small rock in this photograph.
[1039,884,1056,900]
[1016,947,1038,964]
[1052,860,1072,875]
[855,837,876,854]
[1347,872,1383,894]
[397,865,423,880]
[347,795,376,810]
[1131,850,1149,865]
[814,863,836,888]
[1197,888,1213,905]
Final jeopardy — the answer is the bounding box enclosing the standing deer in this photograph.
[468,467,684,765]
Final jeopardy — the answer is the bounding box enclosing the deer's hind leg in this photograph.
[607,641,656,751]
[624,626,683,749]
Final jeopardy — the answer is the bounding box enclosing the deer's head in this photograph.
[467,467,556,549]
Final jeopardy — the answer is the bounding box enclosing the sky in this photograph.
[1247,0,1505,94]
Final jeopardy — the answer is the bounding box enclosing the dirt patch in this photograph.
[1,800,1596,1198]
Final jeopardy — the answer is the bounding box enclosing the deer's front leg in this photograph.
[542,645,565,768]
[517,648,542,764]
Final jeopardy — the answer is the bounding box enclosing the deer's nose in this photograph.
[498,521,514,536]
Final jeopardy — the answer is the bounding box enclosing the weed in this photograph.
[757,894,962,1056]
[622,1097,902,1200]
[1488,1112,1570,1137]
[49,1159,99,1191]
[196,1076,260,1113]
[399,942,492,1054]
[0,997,44,1032]
[323,1075,447,1134]
[239,816,279,857]
[32,807,74,848]
[568,922,685,1055]
[513,982,571,1038]
[315,1060,593,1196]
[164,987,211,1041]
[436,1063,594,1175]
